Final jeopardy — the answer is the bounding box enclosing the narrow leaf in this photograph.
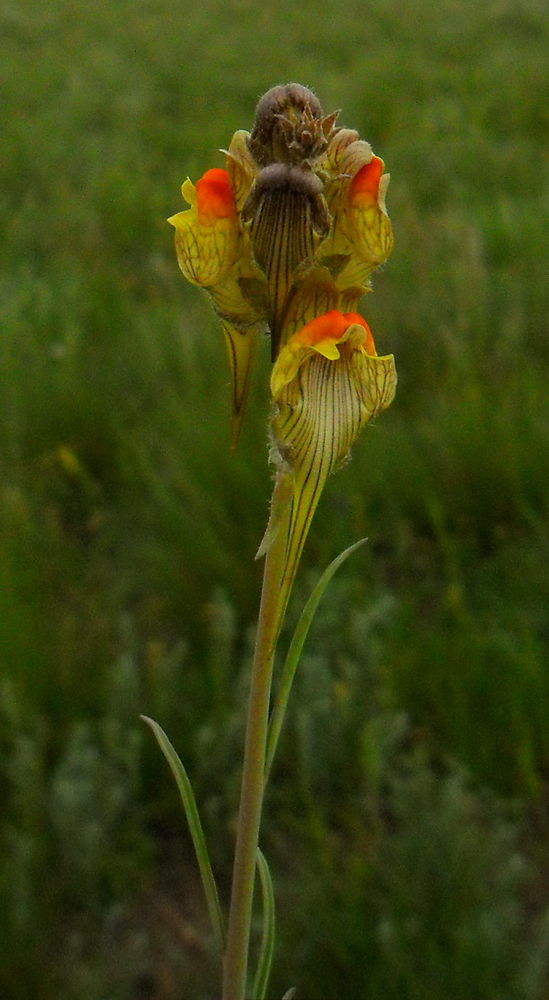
[253,848,276,1000]
[141,715,225,953]
[265,538,366,782]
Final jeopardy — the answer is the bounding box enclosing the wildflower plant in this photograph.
[145,84,396,999]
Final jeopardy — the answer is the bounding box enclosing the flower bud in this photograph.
[248,83,326,167]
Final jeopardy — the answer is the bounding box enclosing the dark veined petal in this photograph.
[242,164,330,359]
[277,268,341,345]
[169,165,269,447]
[168,170,240,287]
[223,130,257,212]
[348,157,394,264]
[207,262,267,448]
[220,318,260,450]
[320,137,394,290]
[263,311,396,628]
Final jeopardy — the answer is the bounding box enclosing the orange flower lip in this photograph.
[196,168,236,220]
[349,155,384,202]
[295,309,349,346]
[295,309,376,355]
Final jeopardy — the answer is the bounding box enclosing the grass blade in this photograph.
[252,847,276,1000]
[141,715,225,953]
[265,538,367,783]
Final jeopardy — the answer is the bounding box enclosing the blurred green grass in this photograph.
[2,0,549,996]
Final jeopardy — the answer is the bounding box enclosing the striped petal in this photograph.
[168,169,240,287]
[220,317,260,450]
[348,157,394,265]
[320,137,394,290]
[223,130,257,212]
[242,165,330,359]
[207,264,266,448]
[264,311,396,625]
[169,167,268,446]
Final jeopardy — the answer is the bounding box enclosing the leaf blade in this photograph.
[252,847,276,1000]
[141,715,225,953]
[265,537,367,782]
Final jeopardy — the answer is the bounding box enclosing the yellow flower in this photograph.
[168,168,240,287]
[168,167,266,448]
[262,310,396,622]
[319,134,394,295]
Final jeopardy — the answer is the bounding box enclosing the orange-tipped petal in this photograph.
[271,310,379,397]
[295,309,350,347]
[318,138,393,290]
[349,156,384,204]
[295,310,376,355]
[196,168,237,221]
[168,170,240,287]
[268,336,395,624]
[267,308,396,625]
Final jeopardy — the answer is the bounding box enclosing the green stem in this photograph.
[222,479,290,1000]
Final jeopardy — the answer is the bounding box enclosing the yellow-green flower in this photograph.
[319,139,394,293]
[168,167,267,447]
[168,168,240,287]
[262,309,396,623]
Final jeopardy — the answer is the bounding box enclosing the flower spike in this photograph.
[169,84,395,454]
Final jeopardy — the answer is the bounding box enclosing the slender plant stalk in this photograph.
[222,479,291,1000]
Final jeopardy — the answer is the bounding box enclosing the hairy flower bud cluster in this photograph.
[247,84,329,167]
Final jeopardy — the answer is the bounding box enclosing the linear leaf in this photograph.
[141,715,225,953]
[265,538,367,782]
[252,847,276,1000]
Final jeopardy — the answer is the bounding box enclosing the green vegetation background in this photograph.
[2,0,549,996]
